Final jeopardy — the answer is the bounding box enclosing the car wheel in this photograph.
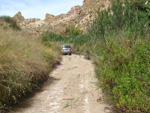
[69,53,72,55]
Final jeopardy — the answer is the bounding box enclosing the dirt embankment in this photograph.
[9,55,112,113]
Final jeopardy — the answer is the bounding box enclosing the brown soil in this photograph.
[9,55,112,113]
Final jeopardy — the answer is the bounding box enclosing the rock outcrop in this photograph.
[76,9,95,31]
[13,12,25,23]
[83,0,88,5]
[13,0,112,34]
[45,13,54,22]
[50,5,85,26]
[67,5,85,17]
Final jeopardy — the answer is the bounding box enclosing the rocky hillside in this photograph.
[13,0,111,35]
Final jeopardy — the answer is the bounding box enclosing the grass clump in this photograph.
[0,16,21,30]
[0,28,47,110]
[0,21,61,111]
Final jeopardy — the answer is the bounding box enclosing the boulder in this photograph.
[67,5,85,17]
[45,13,54,21]
[13,12,25,23]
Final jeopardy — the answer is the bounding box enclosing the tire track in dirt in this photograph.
[9,55,112,113]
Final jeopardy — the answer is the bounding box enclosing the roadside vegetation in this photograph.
[0,17,61,111]
[41,0,150,112]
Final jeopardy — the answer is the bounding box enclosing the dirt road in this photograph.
[10,55,111,113]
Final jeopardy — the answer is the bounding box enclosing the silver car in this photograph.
[61,45,72,55]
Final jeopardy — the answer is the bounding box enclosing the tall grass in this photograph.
[41,0,150,112]
[0,21,61,111]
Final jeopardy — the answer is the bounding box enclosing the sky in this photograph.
[0,0,83,20]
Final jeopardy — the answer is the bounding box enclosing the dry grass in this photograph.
[0,23,61,110]
[82,0,108,10]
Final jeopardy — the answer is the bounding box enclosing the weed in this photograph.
[63,97,80,109]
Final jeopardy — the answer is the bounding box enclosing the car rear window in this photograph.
[63,45,71,48]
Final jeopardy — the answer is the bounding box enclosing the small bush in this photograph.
[0,16,21,30]
[61,25,83,36]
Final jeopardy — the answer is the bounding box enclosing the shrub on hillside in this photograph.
[61,25,83,36]
[0,16,21,30]
[88,0,150,39]
[41,32,66,43]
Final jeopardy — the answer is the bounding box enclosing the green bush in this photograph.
[90,0,150,112]
[41,32,65,43]
[88,0,149,39]
[61,25,83,36]
[95,36,150,112]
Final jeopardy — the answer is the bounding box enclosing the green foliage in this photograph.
[95,37,150,112]
[90,0,150,112]
[61,25,83,36]
[41,31,89,45]
[88,0,150,39]
[41,32,65,42]
[0,16,21,30]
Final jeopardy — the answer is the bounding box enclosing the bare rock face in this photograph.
[50,5,85,26]
[83,0,88,5]
[76,9,95,31]
[67,5,85,17]
[13,12,25,23]
[14,0,112,34]
[45,13,54,21]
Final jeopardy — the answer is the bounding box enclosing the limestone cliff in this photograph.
[13,0,111,34]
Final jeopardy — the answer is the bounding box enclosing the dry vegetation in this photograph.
[0,19,61,111]
[82,0,109,10]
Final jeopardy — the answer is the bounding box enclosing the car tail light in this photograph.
[62,48,64,51]
[70,48,72,51]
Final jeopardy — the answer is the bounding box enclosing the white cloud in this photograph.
[0,0,83,19]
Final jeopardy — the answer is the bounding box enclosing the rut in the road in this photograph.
[9,55,112,113]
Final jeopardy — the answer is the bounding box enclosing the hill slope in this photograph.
[13,0,111,34]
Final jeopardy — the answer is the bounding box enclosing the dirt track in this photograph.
[9,55,111,113]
